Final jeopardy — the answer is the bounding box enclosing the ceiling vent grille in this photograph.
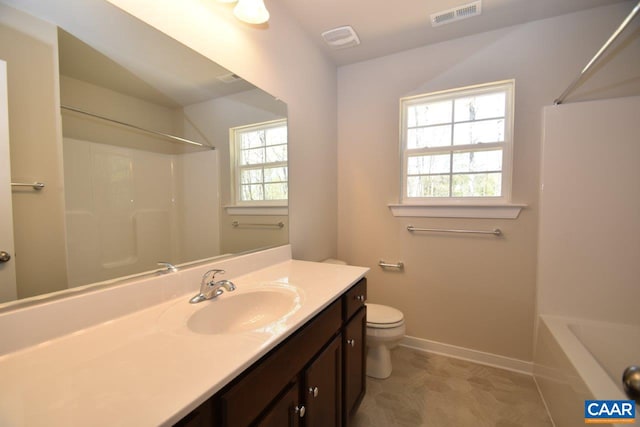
[431,1,482,27]
[321,25,360,49]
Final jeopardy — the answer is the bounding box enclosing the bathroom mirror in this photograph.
[0,0,288,308]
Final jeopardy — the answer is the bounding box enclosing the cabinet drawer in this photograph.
[343,278,366,321]
[220,299,342,427]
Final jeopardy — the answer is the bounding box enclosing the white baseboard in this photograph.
[400,335,533,375]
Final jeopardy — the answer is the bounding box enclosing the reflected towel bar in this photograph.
[407,225,502,236]
[232,220,284,229]
[60,105,212,149]
[11,182,45,190]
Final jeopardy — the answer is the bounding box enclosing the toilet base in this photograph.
[366,343,392,379]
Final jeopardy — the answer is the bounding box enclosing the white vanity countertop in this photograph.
[0,257,368,427]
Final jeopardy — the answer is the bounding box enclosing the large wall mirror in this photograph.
[0,0,288,308]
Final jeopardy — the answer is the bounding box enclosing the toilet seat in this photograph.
[366,303,404,329]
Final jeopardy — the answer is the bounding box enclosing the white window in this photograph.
[231,119,288,205]
[400,80,514,203]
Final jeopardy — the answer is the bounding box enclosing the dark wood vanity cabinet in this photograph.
[175,278,367,427]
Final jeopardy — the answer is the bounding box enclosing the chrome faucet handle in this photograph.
[157,262,178,273]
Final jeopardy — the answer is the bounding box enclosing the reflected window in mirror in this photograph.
[231,119,288,206]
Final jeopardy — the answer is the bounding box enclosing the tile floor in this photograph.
[351,346,553,427]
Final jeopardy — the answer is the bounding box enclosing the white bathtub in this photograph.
[534,315,639,427]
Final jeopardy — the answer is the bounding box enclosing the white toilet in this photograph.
[366,303,405,379]
[320,259,405,379]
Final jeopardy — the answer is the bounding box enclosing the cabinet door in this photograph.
[256,382,301,427]
[172,399,214,427]
[304,334,342,427]
[343,307,366,424]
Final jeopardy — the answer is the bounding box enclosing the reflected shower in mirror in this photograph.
[0,1,288,306]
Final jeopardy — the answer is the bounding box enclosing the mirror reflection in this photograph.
[0,3,288,306]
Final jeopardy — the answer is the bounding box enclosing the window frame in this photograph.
[230,118,288,207]
[399,80,515,205]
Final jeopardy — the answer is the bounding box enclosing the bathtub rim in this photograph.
[538,314,628,402]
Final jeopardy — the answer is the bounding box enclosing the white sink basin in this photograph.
[158,284,303,335]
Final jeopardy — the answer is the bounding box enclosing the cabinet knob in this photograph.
[347,339,355,347]
[308,386,319,397]
[355,295,365,302]
[295,405,306,418]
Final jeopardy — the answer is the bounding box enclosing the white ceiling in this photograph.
[2,0,257,108]
[278,0,630,65]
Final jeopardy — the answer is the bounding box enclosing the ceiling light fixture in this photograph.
[217,0,270,25]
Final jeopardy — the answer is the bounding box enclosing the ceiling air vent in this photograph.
[321,25,360,49]
[431,1,482,27]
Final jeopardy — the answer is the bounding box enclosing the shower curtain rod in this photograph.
[60,105,214,149]
[554,0,640,105]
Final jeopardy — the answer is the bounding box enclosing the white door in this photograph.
[0,60,17,303]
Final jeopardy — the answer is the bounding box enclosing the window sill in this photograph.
[388,203,525,219]
[224,205,288,216]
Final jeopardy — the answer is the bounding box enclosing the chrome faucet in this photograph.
[157,261,178,273]
[189,269,236,304]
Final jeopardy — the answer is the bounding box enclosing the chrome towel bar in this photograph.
[378,260,404,269]
[407,225,502,236]
[11,182,45,190]
[232,220,284,229]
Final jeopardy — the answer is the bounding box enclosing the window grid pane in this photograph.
[407,175,450,198]
[407,125,452,149]
[452,119,505,146]
[454,92,506,122]
[452,149,502,173]
[407,100,452,127]
[265,144,287,163]
[240,147,265,166]
[265,126,287,146]
[240,131,265,149]
[452,173,502,197]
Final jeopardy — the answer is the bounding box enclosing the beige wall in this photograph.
[0,7,68,299]
[337,3,640,361]
[538,96,640,326]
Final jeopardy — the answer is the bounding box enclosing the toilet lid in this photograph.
[366,303,404,326]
